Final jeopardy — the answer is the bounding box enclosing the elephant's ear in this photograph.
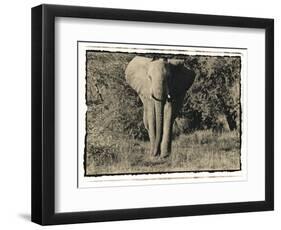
[168,59,195,96]
[125,56,152,97]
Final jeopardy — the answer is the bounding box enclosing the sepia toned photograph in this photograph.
[81,43,243,177]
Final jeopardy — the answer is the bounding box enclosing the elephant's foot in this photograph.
[160,145,171,158]
[160,152,171,159]
[150,149,160,157]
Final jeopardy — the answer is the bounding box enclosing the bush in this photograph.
[86,52,241,141]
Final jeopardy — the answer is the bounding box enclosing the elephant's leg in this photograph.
[161,97,184,157]
[160,102,173,158]
[146,99,156,155]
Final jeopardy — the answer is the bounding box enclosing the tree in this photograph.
[181,56,241,131]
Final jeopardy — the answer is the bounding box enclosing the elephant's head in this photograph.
[125,56,195,157]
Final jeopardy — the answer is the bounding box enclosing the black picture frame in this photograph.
[31,4,274,225]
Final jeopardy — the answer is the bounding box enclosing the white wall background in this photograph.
[0,0,279,228]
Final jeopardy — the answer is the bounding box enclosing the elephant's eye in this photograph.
[148,75,152,81]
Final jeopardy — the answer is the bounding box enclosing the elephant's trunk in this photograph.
[160,102,173,157]
[153,100,164,156]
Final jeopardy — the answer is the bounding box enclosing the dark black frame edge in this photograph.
[31,5,43,224]
[265,19,274,211]
[31,4,274,225]
[32,4,56,225]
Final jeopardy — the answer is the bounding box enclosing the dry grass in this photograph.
[85,129,241,176]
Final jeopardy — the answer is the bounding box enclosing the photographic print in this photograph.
[78,42,246,186]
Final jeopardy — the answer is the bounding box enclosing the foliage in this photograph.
[86,51,241,141]
[86,52,148,141]
[181,56,241,131]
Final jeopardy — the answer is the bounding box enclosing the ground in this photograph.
[85,129,241,176]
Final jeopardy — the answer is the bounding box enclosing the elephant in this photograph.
[125,56,195,158]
